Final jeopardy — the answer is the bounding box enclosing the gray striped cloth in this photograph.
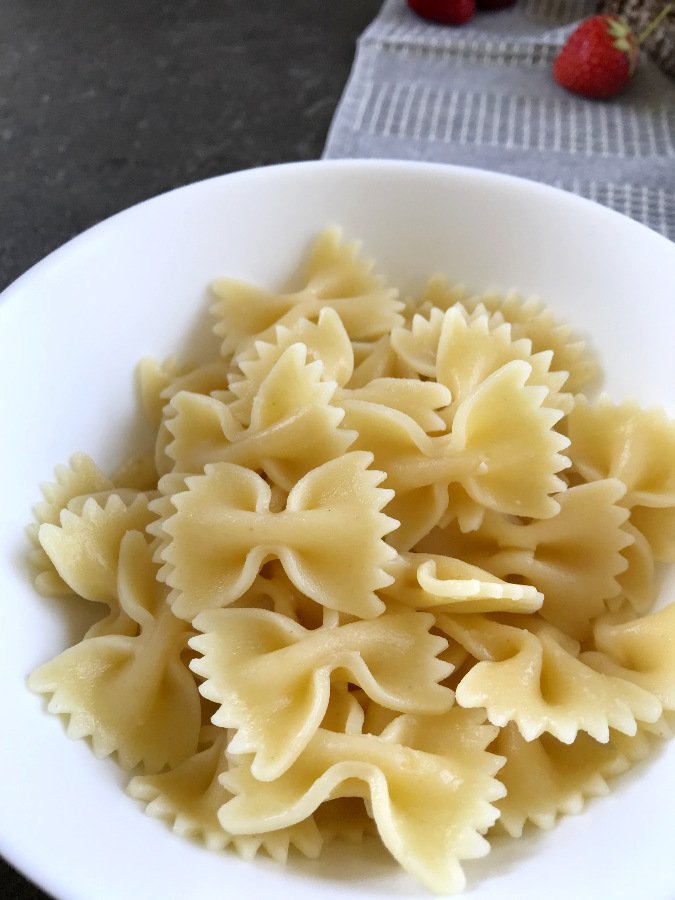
[324,0,675,241]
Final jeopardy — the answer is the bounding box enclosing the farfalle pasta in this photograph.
[191,608,452,779]
[27,228,675,895]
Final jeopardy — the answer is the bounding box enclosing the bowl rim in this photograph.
[2,158,673,312]
[2,157,674,900]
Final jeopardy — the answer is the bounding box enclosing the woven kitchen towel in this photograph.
[324,0,675,241]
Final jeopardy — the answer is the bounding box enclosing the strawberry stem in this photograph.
[637,2,673,44]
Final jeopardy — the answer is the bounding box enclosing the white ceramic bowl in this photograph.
[1,160,674,900]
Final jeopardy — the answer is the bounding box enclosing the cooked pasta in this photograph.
[27,228,674,895]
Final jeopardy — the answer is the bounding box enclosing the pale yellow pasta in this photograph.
[138,357,233,476]
[629,504,675,563]
[110,451,158,492]
[313,797,376,846]
[218,709,505,896]
[38,491,155,607]
[491,723,628,837]
[391,305,448,376]
[28,453,115,596]
[424,479,634,640]
[127,726,324,861]
[460,286,599,392]
[392,305,571,419]
[29,531,201,771]
[338,378,451,432]
[154,452,398,621]
[568,396,675,507]
[613,522,657,614]
[582,604,675,710]
[190,608,452,780]
[341,361,569,551]
[492,714,673,838]
[413,274,469,317]
[435,307,572,418]
[211,227,404,356]
[27,228,675,895]
[165,345,354,488]
[228,307,354,421]
[348,334,416,387]
[381,552,543,615]
[438,614,662,743]
[137,356,184,428]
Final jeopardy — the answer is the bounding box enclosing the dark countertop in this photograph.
[0,2,379,897]
[0,0,380,293]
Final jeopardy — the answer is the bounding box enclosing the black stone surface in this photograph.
[0,0,381,293]
[0,1,379,897]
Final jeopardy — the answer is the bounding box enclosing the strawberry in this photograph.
[553,15,639,99]
[406,0,476,25]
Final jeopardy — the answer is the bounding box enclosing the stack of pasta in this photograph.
[28,230,675,895]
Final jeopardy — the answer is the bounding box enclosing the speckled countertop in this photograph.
[0,1,379,896]
[0,0,380,293]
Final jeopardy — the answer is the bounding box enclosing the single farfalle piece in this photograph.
[391,292,497,377]
[28,531,201,772]
[448,360,570,518]
[342,360,569,550]
[219,708,505,895]
[137,356,184,428]
[391,307,570,533]
[438,614,662,744]
[165,344,355,489]
[440,479,633,640]
[492,723,629,837]
[31,453,115,527]
[608,716,674,764]
[155,451,398,620]
[435,307,572,419]
[190,608,453,780]
[380,552,542,615]
[127,726,323,861]
[28,453,115,596]
[110,452,158,492]
[568,396,675,508]
[38,490,155,609]
[210,227,404,356]
[412,275,469,318]
[582,603,675,711]
[568,397,675,574]
[393,306,571,417]
[462,289,598,392]
[227,307,354,425]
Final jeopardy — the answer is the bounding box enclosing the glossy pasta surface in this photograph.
[28,229,675,895]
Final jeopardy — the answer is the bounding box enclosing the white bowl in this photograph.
[1,160,674,900]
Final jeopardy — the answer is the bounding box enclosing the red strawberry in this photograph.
[477,0,517,9]
[406,0,476,25]
[553,15,639,99]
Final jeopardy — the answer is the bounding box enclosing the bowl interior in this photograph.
[1,160,674,900]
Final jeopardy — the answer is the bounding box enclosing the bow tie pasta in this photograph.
[27,228,675,895]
